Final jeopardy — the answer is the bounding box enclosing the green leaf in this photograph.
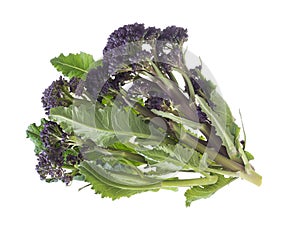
[196,94,241,159]
[26,119,46,154]
[136,146,169,164]
[82,145,146,165]
[157,144,201,169]
[151,109,205,130]
[50,52,94,79]
[49,103,163,147]
[73,174,85,181]
[133,145,180,176]
[245,151,254,161]
[184,175,236,207]
[79,161,160,199]
[79,162,147,199]
[190,67,217,100]
[88,59,102,70]
[135,144,205,176]
[109,142,137,153]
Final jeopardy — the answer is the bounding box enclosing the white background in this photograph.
[1,0,299,224]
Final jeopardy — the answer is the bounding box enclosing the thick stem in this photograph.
[179,131,262,186]
[118,74,261,185]
[143,65,235,163]
[80,162,218,191]
[161,175,218,187]
[132,97,244,172]
[146,64,198,122]
[133,102,261,185]
[200,124,244,165]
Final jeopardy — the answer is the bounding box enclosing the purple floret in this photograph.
[158,26,188,44]
[144,26,161,40]
[40,121,68,166]
[145,96,171,111]
[41,76,71,115]
[103,23,146,55]
[41,76,84,115]
[196,106,208,123]
[37,121,83,185]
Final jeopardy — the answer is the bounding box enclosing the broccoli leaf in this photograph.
[196,94,241,160]
[245,151,254,161]
[136,146,183,175]
[82,145,146,165]
[151,109,206,130]
[79,162,147,199]
[26,119,46,154]
[26,24,262,205]
[49,103,164,147]
[135,144,204,176]
[50,52,94,79]
[159,144,202,170]
[184,175,236,207]
[79,161,159,199]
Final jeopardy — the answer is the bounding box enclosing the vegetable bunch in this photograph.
[26,23,261,206]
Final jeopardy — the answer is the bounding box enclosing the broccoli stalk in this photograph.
[26,23,262,206]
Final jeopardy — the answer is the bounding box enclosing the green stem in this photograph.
[144,70,197,122]
[129,93,243,171]
[202,123,244,165]
[62,165,76,170]
[142,64,226,157]
[80,162,218,191]
[118,69,261,185]
[78,184,91,191]
[179,131,262,186]
[130,102,256,184]
[173,67,195,102]
[123,85,258,184]
[161,175,218,188]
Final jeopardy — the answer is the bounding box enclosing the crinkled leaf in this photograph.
[79,161,159,199]
[49,103,163,147]
[136,146,169,164]
[108,142,137,153]
[26,119,46,154]
[151,109,205,130]
[82,147,112,161]
[79,162,146,199]
[196,94,241,159]
[184,175,236,207]
[82,145,146,165]
[50,52,94,79]
[156,144,201,172]
[134,145,182,175]
[159,144,197,165]
[136,144,204,175]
